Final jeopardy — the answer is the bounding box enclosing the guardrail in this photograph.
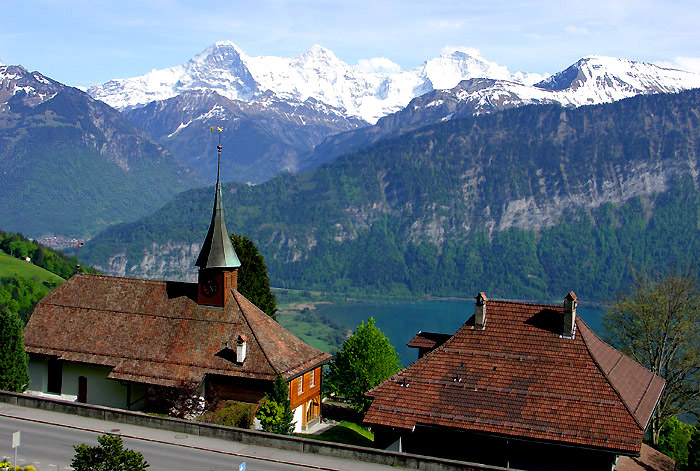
[0,390,503,471]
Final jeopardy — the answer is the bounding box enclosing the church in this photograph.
[23,140,331,432]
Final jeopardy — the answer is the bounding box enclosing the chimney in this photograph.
[236,335,247,363]
[563,292,577,338]
[475,292,487,329]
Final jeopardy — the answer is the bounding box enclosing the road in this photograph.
[0,403,402,471]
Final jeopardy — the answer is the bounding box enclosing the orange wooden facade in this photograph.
[289,366,323,427]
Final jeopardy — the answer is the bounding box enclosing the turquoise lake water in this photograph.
[314,299,604,366]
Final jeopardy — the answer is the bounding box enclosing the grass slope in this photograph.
[0,252,64,285]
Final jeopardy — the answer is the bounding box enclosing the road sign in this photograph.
[12,431,20,448]
[239,462,246,471]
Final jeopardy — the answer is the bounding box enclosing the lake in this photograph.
[314,299,604,366]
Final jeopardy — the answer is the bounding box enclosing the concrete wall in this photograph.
[27,360,147,410]
[61,363,127,409]
[0,390,504,471]
[28,357,48,392]
[292,402,304,433]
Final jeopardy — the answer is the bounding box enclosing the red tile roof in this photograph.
[406,332,452,350]
[615,444,676,471]
[364,298,665,454]
[24,274,330,387]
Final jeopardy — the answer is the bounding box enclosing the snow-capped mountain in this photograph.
[86,43,700,184]
[0,65,63,110]
[536,56,700,105]
[308,57,700,167]
[87,41,545,124]
[123,89,366,183]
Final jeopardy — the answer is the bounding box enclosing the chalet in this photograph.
[364,292,666,470]
[23,142,331,432]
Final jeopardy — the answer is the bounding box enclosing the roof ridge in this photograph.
[577,319,644,430]
[77,273,170,284]
[488,298,563,309]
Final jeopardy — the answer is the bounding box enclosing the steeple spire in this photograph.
[196,130,241,270]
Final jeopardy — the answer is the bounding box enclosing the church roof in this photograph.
[24,274,330,387]
[195,179,241,269]
[364,298,665,454]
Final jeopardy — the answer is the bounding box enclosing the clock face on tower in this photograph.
[201,277,219,297]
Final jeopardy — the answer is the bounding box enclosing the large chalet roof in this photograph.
[24,274,330,387]
[364,298,665,455]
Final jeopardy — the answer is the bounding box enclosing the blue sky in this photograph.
[2,0,699,88]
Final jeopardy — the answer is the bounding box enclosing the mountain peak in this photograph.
[192,41,247,65]
[296,44,341,65]
[535,55,700,96]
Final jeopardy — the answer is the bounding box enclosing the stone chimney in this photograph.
[475,292,487,329]
[563,292,577,338]
[236,335,247,363]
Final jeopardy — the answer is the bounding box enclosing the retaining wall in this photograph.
[0,390,504,471]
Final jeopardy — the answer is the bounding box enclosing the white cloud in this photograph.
[565,25,589,35]
[355,57,402,74]
[654,57,700,74]
[427,19,464,30]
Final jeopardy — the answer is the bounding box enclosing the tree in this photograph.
[71,434,149,471]
[256,374,295,434]
[603,273,700,445]
[230,234,277,319]
[326,317,401,412]
[0,306,30,392]
[658,416,694,469]
[688,426,700,471]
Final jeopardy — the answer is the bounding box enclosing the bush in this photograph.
[1,462,39,471]
[256,399,284,432]
[198,401,257,429]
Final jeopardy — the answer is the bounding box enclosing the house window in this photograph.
[310,369,315,388]
[298,376,303,395]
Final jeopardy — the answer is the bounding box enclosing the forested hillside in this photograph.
[0,66,200,239]
[80,89,700,302]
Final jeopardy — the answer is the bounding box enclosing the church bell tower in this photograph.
[195,130,241,307]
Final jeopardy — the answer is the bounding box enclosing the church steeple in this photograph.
[196,130,241,307]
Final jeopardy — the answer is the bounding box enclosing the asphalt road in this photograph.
[0,404,402,471]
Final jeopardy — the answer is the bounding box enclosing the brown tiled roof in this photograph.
[24,274,330,388]
[407,332,452,350]
[615,444,676,471]
[364,298,665,454]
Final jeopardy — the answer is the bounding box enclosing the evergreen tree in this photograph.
[230,234,277,319]
[326,317,401,412]
[0,306,30,392]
